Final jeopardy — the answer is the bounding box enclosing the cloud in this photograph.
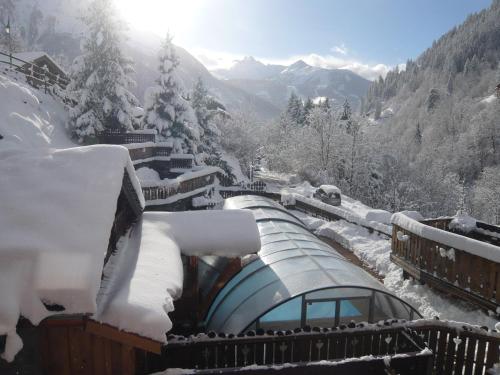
[262,53,392,81]
[190,48,247,71]
[189,48,397,81]
[331,43,348,56]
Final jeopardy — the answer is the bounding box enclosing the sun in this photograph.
[113,0,203,38]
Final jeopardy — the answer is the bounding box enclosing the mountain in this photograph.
[212,56,284,80]
[212,58,371,110]
[5,0,281,121]
[358,0,500,221]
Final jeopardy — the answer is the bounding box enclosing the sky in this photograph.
[116,0,493,80]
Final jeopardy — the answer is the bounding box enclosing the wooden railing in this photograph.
[414,321,500,375]
[97,131,155,145]
[163,322,430,373]
[391,218,500,313]
[161,320,500,375]
[0,51,69,90]
[142,172,218,202]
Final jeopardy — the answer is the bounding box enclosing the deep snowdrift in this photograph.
[0,145,142,361]
[94,210,261,342]
[0,73,75,151]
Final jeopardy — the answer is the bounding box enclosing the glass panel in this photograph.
[306,288,372,300]
[306,300,336,327]
[259,296,302,331]
[338,298,370,325]
[373,292,412,321]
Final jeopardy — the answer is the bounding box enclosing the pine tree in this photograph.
[319,97,331,112]
[191,77,235,182]
[27,4,43,47]
[66,0,139,143]
[340,99,352,121]
[285,92,304,125]
[0,0,15,26]
[415,122,422,144]
[303,97,314,122]
[142,34,200,153]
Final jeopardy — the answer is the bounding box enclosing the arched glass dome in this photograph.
[205,195,420,333]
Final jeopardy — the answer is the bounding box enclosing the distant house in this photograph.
[11,51,68,89]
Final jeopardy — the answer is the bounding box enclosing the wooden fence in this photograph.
[97,131,155,145]
[162,320,500,375]
[391,218,500,313]
[2,318,499,375]
[142,172,218,202]
[0,51,69,90]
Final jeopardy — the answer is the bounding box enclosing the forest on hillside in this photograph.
[249,0,500,224]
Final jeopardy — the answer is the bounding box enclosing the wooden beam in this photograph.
[85,319,162,354]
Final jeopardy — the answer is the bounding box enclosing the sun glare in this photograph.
[114,0,202,38]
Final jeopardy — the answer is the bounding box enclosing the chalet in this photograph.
[11,51,68,89]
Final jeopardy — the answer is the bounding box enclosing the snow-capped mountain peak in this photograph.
[281,59,310,74]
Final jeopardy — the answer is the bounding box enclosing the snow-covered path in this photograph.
[292,210,500,329]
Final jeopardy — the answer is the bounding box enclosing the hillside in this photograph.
[214,57,371,110]
[5,0,281,121]
[359,0,500,222]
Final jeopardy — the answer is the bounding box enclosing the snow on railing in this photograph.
[284,193,392,236]
[391,214,500,314]
[142,167,224,205]
[392,213,500,263]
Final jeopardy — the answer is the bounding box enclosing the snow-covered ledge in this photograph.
[93,210,261,346]
[391,213,500,263]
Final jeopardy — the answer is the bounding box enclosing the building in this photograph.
[10,51,68,89]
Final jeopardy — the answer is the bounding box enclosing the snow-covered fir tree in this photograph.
[285,92,304,126]
[66,0,139,143]
[142,34,200,154]
[191,77,235,182]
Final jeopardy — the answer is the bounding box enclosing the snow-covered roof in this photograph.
[0,145,143,361]
[392,213,500,263]
[319,184,341,195]
[11,51,67,76]
[94,210,261,343]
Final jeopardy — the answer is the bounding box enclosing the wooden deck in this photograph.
[391,218,500,315]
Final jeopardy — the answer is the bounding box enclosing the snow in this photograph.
[318,184,341,195]
[151,210,260,256]
[192,189,224,208]
[0,74,74,151]
[220,150,249,183]
[0,145,141,361]
[481,94,497,104]
[365,209,392,225]
[392,213,500,263]
[136,167,161,184]
[140,166,222,189]
[7,52,66,75]
[398,210,425,221]
[289,193,392,236]
[281,181,317,198]
[294,210,499,329]
[449,214,477,234]
[93,208,260,343]
[94,215,183,342]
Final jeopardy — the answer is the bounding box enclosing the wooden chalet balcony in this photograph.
[141,169,220,202]
[97,130,156,145]
[391,216,500,314]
